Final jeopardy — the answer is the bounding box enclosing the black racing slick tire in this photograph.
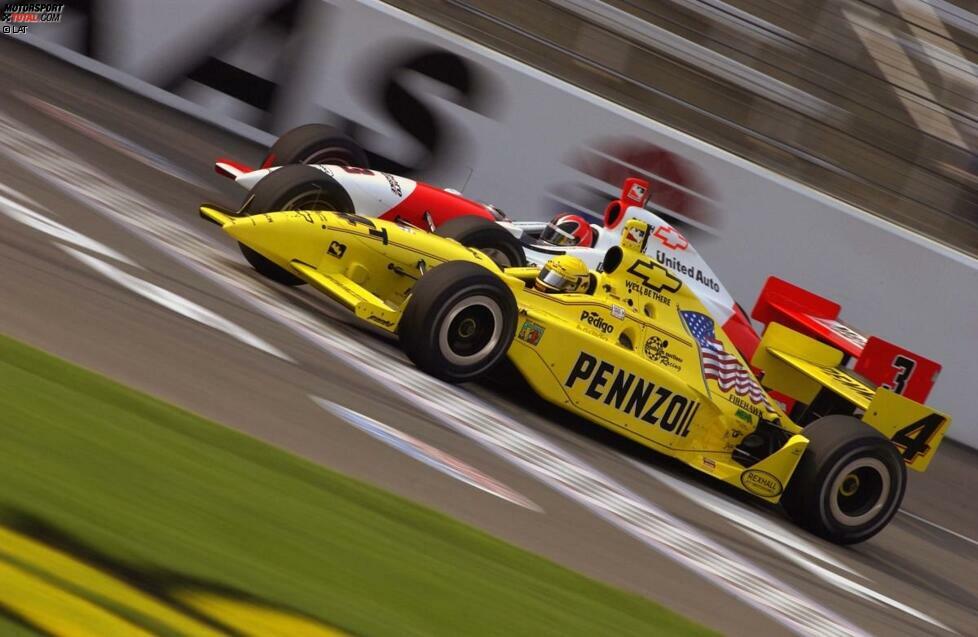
[399,261,518,383]
[242,165,356,216]
[782,415,906,545]
[238,166,356,286]
[264,124,369,168]
[435,216,526,268]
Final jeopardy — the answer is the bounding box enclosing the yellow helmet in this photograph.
[534,255,590,294]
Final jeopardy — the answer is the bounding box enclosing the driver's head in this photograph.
[534,255,590,294]
[540,213,595,248]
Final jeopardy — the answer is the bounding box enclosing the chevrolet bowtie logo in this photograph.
[653,225,689,250]
[626,259,682,293]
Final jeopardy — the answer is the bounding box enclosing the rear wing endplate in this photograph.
[751,277,941,401]
[752,323,950,471]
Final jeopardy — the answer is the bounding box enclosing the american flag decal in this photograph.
[681,310,770,406]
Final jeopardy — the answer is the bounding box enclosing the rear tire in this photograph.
[399,261,517,383]
[435,216,526,268]
[239,165,356,286]
[264,124,369,168]
[782,415,906,544]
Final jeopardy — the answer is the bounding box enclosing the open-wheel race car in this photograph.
[213,124,944,408]
[196,191,952,544]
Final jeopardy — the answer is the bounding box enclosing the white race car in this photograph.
[209,124,941,403]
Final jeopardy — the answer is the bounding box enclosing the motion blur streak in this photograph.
[0,184,136,266]
[0,182,290,360]
[633,461,952,632]
[0,110,864,636]
[64,247,292,362]
[318,399,541,511]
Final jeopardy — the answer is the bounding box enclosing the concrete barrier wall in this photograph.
[13,0,977,446]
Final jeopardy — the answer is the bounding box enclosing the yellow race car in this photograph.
[198,202,951,544]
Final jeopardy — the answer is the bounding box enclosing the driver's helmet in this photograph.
[534,255,590,294]
[540,213,595,248]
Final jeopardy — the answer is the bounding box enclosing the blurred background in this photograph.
[3,3,978,636]
[388,0,978,254]
[9,0,978,444]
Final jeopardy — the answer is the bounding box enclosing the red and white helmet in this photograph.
[540,214,595,248]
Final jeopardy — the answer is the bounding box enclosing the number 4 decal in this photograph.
[883,354,916,395]
[891,413,944,463]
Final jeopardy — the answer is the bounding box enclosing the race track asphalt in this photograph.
[1,38,976,637]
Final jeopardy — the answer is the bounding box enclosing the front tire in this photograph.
[242,165,356,215]
[782,415,906,544]
[399,261,517,383]
[239,165,356,286]
[435,216,526,268]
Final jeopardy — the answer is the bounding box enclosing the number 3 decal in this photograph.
[883,355,916,395]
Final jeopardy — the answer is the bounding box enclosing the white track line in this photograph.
[632,459,954,633]
[0,111,867,636]
[0,185,137,266]
[64,247,291,362]
[318,399,541,511]
[0,183,291,362]
[899,510,978,548]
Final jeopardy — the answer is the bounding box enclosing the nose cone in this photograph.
[224,211,326,269]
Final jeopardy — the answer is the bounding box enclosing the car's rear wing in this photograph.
[752,323,950,471]
[751,276,941,402]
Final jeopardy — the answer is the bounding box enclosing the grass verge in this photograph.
[0,333,714,636]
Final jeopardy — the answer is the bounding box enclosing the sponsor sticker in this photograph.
[621,219,648,251]
[655,251,720,293]
[643,336,682,370]
[611,304,626,320]
[702,457,717,471]
[625,260,682,306]
[627,182,647,202]
[382,172,403,197]
[564,352,699,438]
[652,224,689,250]
[580,310,614,334]
[367,315,395,328]
[740,469,783,498]
[518,320,545,346]
[327,241,346,258]
[811,316,869,349]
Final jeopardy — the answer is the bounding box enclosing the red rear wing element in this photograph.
[854,337,941,404]
[752,276,860,357]
[752,277,941,401]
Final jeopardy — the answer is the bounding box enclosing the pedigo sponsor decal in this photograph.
[580,310,614,334]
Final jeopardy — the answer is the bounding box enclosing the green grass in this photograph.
[0,333,715,636]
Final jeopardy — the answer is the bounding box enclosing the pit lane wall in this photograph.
[13,0,978,448]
